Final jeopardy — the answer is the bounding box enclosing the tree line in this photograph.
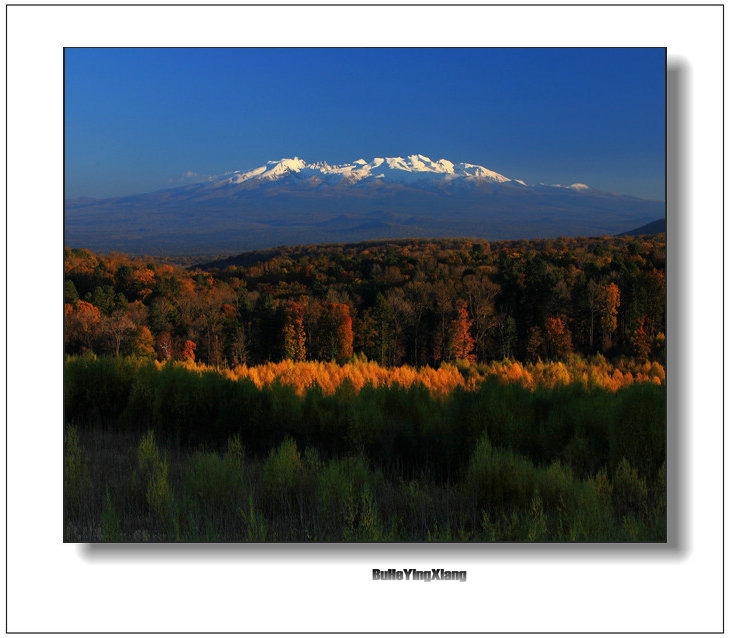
[64,234,665,367]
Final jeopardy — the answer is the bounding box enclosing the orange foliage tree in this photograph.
[64,300,102,353]
[181,339,197,362]
[544,316,573,360]
[448,302,476,362]
[63,238,665,366]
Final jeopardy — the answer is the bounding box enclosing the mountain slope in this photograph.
[618,218,666,236]
[65,154,665,255]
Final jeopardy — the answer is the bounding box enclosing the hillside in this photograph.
[618,218,666,236]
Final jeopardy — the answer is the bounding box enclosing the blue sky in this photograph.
[65,48,665,200]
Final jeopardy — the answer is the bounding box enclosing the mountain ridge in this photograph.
[65,153,665,255]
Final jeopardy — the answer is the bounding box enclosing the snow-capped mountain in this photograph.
[214,155,515,187]
[65,154,665,256]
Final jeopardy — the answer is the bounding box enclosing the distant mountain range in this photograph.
[65,154,665,255]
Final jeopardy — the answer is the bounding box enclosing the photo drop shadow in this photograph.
[81,61,688,565]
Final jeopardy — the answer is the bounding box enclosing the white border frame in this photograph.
[5,4,724,633]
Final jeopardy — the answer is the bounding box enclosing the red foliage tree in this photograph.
[221,303,237,320]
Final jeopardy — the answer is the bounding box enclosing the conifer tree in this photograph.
[283,300,306,361]
[631,317,651,360]
[597,282,620,349]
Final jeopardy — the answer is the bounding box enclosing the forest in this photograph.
[64,234,666,542]
[64,235,665,366]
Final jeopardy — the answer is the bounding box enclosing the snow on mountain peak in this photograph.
[266,157,306,174]
[216,154,581,190]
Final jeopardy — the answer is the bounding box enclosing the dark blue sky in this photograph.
[65,48,665,200]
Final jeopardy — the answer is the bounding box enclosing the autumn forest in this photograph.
[64,234,666,542]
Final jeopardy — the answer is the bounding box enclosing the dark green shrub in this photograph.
[316,455,372,537]
[526,493,549,541]
[185,451,242,513]
[240,494,270,541]
[535,460,577,517]
[612,458,649,521]
[137,431,173,525]
[101,486,121,542]
[219,378,273,453]
[647,461,667,541]
[262,438,303,504]
[138,430,164,480]
[122,363,159,431]
[64,355,140,425]
[570,472,616,541]
[468,379,532,452]
[354,485,384,541]
[465,436,537,513]
[64,425,91,515]
[561,435,594,477]
[146,469,173,526]
[347,384,387,459]
[224,434,245,464]
[609,384,665,477]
